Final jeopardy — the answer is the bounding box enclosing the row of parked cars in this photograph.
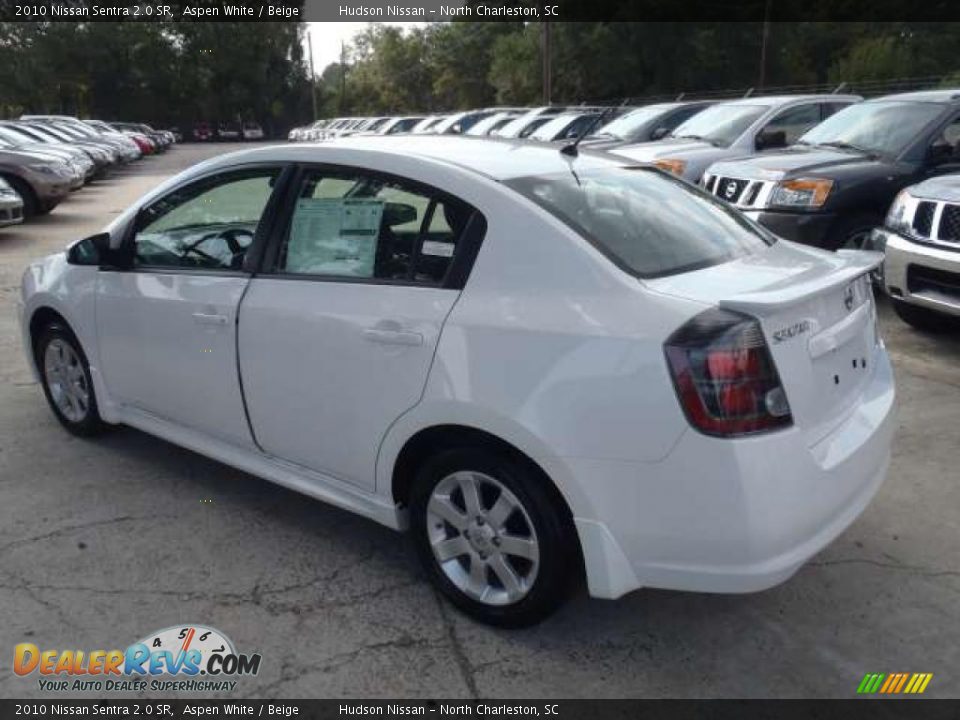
[290,90,960,330]
[192,121,264,142]
[0,115,175,225]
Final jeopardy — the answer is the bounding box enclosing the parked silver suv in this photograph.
[875,174,960,330]
[612,94,861,183]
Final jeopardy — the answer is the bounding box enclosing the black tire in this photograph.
[827,212,881,251]
[35,324,107,437]
[2,175,37,218]
[891,299,956,333]
[410,446,580,628]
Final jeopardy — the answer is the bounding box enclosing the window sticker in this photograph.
[421,240,455,258]
[286,198,384,276]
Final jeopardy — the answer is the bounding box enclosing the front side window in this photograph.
[506,167,773,279]
[276,169,474,285]
[133,168,280,270]
[763,104,822,145]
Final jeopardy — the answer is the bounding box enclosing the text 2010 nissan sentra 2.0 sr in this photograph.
[18,137,895,627]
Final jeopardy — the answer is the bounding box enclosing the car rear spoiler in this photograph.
[718,250,882,312]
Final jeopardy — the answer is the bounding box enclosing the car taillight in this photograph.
[664,308,792,437]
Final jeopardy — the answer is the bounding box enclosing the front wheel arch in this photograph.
[29,306,73,371]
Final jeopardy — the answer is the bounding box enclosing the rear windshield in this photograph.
[505,167,774,278]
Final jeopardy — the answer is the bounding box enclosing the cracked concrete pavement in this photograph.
[1,144,958,699]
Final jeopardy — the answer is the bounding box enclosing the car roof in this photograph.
[715,94,861,106]
[205,135,624,181]
[870,89,960,104]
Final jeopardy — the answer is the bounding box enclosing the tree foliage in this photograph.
[1,21,959,131]
[329,21,960,114]
[0,21,313,134]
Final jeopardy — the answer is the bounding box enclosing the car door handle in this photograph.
[362,327,424,347]
[192,312,229,326]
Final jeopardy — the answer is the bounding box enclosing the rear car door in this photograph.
[238,166,484,490]
[96,166,286,447]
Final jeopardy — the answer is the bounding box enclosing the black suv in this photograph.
[701,89,960,249]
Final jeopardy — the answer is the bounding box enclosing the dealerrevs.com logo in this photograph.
[14,624,262,693]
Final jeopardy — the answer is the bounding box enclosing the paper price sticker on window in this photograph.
[286,198,384,277]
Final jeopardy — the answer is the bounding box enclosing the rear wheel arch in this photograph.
[392,425,578,531]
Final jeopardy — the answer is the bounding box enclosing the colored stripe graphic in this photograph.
[893,673,909,693]
[857,672,933,694]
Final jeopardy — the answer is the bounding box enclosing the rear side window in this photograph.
[506,168,773,278]
[275,169,476,285]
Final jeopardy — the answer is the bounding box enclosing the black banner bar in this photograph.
[3,0,960,22]
[2,699,960,720]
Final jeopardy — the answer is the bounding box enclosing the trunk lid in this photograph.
[647,241,883,444]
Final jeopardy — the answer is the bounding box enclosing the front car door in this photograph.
[237,165,485,490]
[96,166,286,448]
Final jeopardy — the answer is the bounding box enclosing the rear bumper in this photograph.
[750,209,837,249]
[879,228,960,318]
[572,343,895,599]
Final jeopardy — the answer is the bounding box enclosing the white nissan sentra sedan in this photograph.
[19,137,895,626]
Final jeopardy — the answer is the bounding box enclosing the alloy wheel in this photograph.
[43,338,89,423]
[427,471,540,606]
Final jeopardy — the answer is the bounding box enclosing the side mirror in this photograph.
[66,232,117,267]
[650,126,670,141]
[756,130,787,151]
[926,142,956,166]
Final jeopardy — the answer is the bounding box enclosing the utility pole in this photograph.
[758,0,771,90]
[541,22,552,105]
[339,40,347,115]
[307,28,318,121]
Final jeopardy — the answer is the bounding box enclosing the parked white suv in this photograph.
[19,137,895,626]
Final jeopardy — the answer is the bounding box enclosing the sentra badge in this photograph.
[772,319,812,343]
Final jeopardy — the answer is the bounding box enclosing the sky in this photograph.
[303,22,427,74]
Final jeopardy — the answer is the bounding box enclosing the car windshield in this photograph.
[467,113,514,136]
[797,100,944,156]
[387,117,421,133]
[0,126,38,144]
[670,103,770,146]
[593,104,673,139]
[497,113,554,138]
[505,167,773,278]
[529,115,580,141]
[26,125,68,141]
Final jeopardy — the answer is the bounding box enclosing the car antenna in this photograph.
[560,105,618,158]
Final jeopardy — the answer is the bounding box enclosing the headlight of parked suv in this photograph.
[770,178,833,208]
[884,189,916,234]
[654,158,687,176]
